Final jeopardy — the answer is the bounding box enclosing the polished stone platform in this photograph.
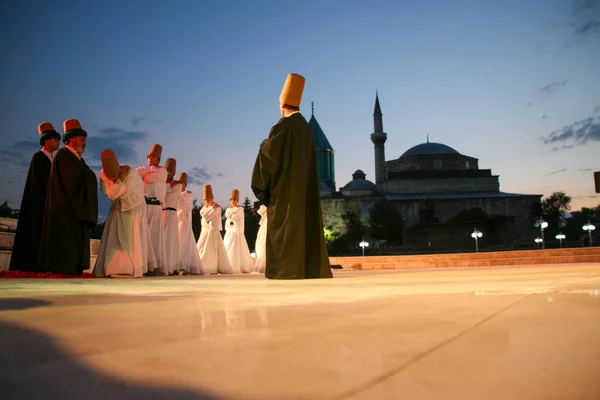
[1,264,599,399]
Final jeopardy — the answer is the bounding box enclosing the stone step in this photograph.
[330,247,600,270]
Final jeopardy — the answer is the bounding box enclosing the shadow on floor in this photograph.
[0,298,52,311]
[0,321,224,399]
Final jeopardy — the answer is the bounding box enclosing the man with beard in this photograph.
[251,73,332,280]
[9,122,61,272]
[38,119,98,275]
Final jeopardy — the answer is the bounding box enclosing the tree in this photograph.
[243,196,260,251]
[341,211,366,247]
[192,199,201,241]
[0,201,19,219]
[368,198,403,244]
[540,191,572,237]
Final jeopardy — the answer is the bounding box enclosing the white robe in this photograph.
[137,165,167,273]
[94,168,156,278]
[254,205,267,274]
[196,205,232,274]
[224,206,254,274]
[177,191,203,274]
[162,182,181,274]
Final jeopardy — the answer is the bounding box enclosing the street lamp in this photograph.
[534,237,543,248]
[555,233,566,248]
[535,219,549,249]
[582,221,596,247]
[471,228,483,252]
[359,240,369,256]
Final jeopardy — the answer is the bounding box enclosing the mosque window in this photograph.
[465,160,471,169]
[434,159,442,169]
[398,162,406,171]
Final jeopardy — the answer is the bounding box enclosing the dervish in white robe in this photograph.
[196,204,232,274]
[137,161,167,274]
[177,188,203,274]
[224,206,254,274]
[254,205,267,274]
[163,181,182,274]
[94,153,157,278]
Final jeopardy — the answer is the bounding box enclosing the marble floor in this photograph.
[1,264,600,399]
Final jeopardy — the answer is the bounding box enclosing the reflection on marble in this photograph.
[0,264,599,399]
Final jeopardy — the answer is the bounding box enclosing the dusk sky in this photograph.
[1,0,599,219]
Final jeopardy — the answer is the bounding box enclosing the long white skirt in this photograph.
[197,228,232,274]
[94,204,145,278]
[162,209,180,274]
[147,204,166,273]
[224,229,254,274]
[254,223,267,274]
[178,219,203,274]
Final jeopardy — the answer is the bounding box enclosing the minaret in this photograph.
[370,92,387,188]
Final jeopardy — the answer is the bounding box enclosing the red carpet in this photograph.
[0,271,95,279]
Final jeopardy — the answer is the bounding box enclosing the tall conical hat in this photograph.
[101,149,121,181]
[230,189,240,201]
[165,157,176,172]
[148,144,163,159]
[279,73,305,108]
[62,118,87,143]
[38,122,61,146]
[203,184,213,200]
[177,172,188,185]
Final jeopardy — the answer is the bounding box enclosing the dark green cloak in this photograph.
[251,112,332,280]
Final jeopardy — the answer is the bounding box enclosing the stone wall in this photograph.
[386,154,479,172]
[384,176,500,194]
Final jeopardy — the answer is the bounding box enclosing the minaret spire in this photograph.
[370,91,387,188]
[312,101,314,116]
[427,134,429,143]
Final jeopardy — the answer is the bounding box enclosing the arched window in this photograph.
[465,160,471,169]
[398,162,406,171]
[434,159,442,169]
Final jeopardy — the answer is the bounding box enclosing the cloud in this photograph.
[186,166,226,186]
[85,127,148,163]
[571,0,600,36]
[0,140,44,168]
[534,81,568,98]
[545,168,567,176]
[541,107,600,150]
[132,117,145,128]
[132,116,163,128]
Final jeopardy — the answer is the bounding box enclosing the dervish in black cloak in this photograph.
[251,73,332,280]
[38,119,98,275]
[9,122,61,272]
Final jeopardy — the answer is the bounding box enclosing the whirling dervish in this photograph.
[223,189,254,274]
[196,184,232,274]
[176,172,203,275]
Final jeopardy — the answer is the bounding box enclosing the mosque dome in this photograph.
[399,142,459,159]
[341,170,377,191]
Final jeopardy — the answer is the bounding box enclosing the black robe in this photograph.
[9,151,52,272]
[251,112,332,280]
[38,148,98,275]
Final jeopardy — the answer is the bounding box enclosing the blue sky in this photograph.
[1,0,599,218]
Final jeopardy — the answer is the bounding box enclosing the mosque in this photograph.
[310,94,541,250]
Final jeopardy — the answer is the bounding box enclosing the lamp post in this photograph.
[582,221,596,247]
[534,237,543,248]
[555,233,566,248]
[535,219,548,249]
[471,228,483,252]
[359,240,369,256]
